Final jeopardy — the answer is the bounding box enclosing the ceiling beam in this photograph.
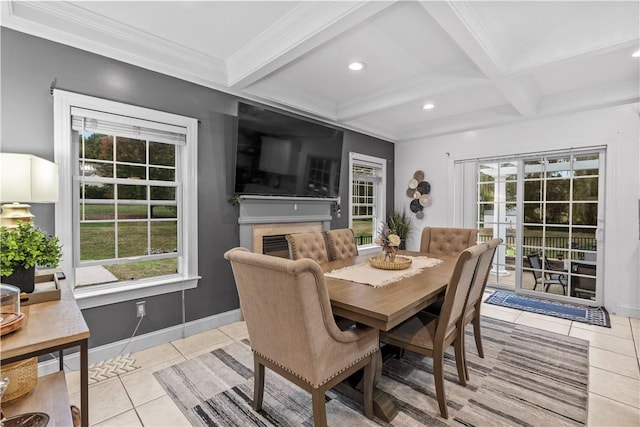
[420,1,541,117]
[226,1,395,89]
[336,64,488,121]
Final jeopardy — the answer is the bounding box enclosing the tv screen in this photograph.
[234,102,343,198]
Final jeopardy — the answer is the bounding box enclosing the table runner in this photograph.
[324,256,443,288]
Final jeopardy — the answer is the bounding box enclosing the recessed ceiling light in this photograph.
[348,61,366,71]
[632,49,640,58]
[422,103,435,110]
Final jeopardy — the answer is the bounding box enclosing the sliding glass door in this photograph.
[474,149,604,305]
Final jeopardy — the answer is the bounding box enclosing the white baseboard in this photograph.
[38,308,242,376]
[613,304,640,319]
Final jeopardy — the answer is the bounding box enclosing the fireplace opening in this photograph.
[263,234,290,259]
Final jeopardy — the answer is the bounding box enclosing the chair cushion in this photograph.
[287,232,329,263]
[421,227,477,256]
[325,229,358,261]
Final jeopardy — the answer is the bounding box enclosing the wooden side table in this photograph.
[1,276,90,427]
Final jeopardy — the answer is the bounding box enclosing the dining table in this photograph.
[321,250,457,422]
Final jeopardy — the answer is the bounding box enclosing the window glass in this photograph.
[350,154,385,247]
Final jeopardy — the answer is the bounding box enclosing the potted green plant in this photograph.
[1,222,62,293]
[387,209,413,250]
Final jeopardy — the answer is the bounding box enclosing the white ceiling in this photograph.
[2,1,638,143]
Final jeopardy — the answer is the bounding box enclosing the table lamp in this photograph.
[0,153,59,228]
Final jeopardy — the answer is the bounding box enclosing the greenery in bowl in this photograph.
[0,222,63,277]
[387,209,413,241]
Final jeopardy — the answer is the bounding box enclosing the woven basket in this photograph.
[369,255,412,270]
[0,357,38,404]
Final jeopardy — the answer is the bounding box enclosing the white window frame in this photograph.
[54,90,199,309]
[349,152,386,251]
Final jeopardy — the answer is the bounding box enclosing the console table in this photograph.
[1,276,90,427]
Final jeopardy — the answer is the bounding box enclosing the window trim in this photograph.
[54,89,199,308]
[348,152,386,251]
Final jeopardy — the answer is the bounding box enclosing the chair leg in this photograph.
[461,327,469,381]
[433,348,449,419]
[453,336,467,386]
[362,356,374,419]
[311,387,328,427]
[473,314,484,359]
[253,357,265,412]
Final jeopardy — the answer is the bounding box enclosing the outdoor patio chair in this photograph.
[526,252,567,295]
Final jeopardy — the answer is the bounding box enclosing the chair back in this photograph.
[286,231,329,263]
[420,227,478,255]
[324,228,359,261]
[224,247,352,386]
[436,243,488,343]
[526,252,543,280]
[465,238,502,313]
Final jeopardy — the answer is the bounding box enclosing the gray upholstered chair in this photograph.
[224,247,379,426]
[419,227,478,256]
[286,231,329,263]
[324,228,359,261]
[459,237,501,379]
[380,243,488,419]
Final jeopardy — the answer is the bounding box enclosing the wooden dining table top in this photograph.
[322,251,457,332]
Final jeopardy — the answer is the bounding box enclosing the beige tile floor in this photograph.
[66,293,640,426]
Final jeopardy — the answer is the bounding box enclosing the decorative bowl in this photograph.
[369,255,412,270]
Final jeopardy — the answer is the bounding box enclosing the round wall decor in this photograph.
[416,181,431,194]
[410,199,423,213]
[406,170,431,220]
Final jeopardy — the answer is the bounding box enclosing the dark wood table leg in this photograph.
[334,349,398,422]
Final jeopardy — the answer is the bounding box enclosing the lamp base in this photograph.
[1,203,34,229]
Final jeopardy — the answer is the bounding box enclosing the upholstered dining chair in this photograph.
[459,237,502,379]
[419,227,478,256]
[224,247,379,426]
[380,243,488,419]
[286,231,330,263]
[324,228,359,261]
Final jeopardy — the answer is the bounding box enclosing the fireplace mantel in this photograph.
[237,195,337,252]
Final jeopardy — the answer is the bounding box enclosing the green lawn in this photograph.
[80,205,178,280]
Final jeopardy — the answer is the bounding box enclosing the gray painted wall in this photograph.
[1,28,395,347]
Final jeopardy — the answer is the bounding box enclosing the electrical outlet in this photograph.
[136,301,146,318]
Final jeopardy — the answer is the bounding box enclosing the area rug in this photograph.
[485,290,610,328]
[153,317,589,426]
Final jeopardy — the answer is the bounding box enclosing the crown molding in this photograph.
[1,1,227,87]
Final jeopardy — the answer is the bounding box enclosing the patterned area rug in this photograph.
[154,317,589,426]
[485,291,610,327]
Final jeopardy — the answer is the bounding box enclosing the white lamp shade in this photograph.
[0,153,59,203]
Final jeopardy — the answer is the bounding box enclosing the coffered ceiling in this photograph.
[2,1,638,142]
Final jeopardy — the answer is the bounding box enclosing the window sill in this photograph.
[73,275,200,309]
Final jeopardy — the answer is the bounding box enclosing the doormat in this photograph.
[485,291,610,327]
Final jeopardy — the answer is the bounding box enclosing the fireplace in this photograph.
[237,195,336,254]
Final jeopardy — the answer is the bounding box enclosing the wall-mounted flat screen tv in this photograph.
[234,102,343,198]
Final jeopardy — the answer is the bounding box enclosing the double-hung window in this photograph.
[349,152,386,249]
[54,90,199,308]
